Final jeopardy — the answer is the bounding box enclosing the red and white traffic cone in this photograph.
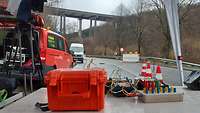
[140,63,147,76]
[146,62,152,78]
[155,65,163,82]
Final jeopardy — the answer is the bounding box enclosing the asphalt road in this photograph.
[75,57,192,86]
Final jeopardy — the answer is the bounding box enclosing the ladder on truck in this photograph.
[2,19,44,93]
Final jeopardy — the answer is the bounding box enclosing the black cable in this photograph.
[35,102,49,112]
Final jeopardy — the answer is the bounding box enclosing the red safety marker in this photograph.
[141,63,147,76]
[146,62,152,78]
[155,65,163,82]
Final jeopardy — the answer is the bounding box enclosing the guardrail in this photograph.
[141,56,200,71]
[86,55,121,60]
[86,55,200,71]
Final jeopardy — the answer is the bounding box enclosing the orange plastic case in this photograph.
[45,68,107,111]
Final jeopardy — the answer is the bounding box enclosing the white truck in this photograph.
[70,43,85,63]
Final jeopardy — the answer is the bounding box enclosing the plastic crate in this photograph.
[184,71,200,90]
[138,91,184,103]
[45,68,107,111]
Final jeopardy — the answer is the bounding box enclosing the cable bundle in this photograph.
[105,67,139,97]
[0,89,7,102]
[106,77,139,97]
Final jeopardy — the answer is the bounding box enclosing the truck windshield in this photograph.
[70,47,83,53]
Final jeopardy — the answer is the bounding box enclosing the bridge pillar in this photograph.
[78,18,82,38]
[94,18,97,38]
[89,19,93,38]
[60,16,63,33]
[63,16,66,35]
[94,19,97,27]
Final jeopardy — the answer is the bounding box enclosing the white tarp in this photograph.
[122,54,140,62]
[164,0,184,86]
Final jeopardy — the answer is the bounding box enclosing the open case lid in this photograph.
[185,71,200,84]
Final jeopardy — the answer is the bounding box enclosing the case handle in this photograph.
[58,91,91,99]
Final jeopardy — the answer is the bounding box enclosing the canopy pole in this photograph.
[164,0,184,86]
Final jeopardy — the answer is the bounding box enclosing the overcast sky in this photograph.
[58,0,137,31]
[61,0,135,15]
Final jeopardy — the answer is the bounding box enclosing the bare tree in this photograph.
[95,24,114,55]
[115,3,131,16]
[44,16,59,31]
[45,0,61,7]
[66,20,78,34]
[151,0,170,58]
[64,19,82,44]
[178,0,198,39]
[114,3,131,55]
[41,0,62,31]
[132,0,148,55]
[151,0,195,58]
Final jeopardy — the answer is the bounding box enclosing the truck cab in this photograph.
[39,28,73,69]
